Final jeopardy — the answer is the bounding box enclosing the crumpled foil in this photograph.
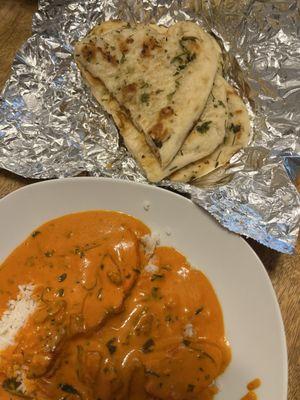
[0,0,299,253]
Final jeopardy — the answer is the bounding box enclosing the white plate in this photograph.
[0,178,287,400]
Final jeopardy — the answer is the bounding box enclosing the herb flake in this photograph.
[151,286,162,299]
[2,378,21,392]
[145,369,160,377]
[200,351,216,365]
[120,53,126,64]
[171,53,185,64]
[133,268,141,274]
[167,91,175,101]
[196,121,211,133]
[74,247,85,258]
[58,273,67,282]
[141,81,150,89]
[151,273,164,281]
[187,384,195,392]
[229,123,241,133]
[106,338,117,354]
[165,314,173,322]
[31,230,41,238]
[44,250,54,258]
[142,338,155,353]
[153,138,162,148]
[140,93,150,104]
[181,36,198,42]
[59,383,80,395]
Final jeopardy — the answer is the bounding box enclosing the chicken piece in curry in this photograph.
[0,211,231,400]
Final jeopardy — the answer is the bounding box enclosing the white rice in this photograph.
[184,323,194,337]
[15,369,28,394]
[143,200,151,211]
[140,233,160,257]
[144,262,159,273]
[0,284,37,351]
[177,266,189,279]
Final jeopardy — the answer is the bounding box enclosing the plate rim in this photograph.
[0,177,288,398]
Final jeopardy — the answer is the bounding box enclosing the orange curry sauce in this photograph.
[240,378,262,400]
[0,211,231,400]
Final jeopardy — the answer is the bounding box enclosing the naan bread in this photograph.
[170,81,250,182]
[78,66,228,183]
[165,74,227,175]
[75,21,221,167]
[78,67,163,182]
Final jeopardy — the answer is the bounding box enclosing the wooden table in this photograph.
[0,1,299,398]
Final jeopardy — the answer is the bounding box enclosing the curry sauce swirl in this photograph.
[0,211,230,400]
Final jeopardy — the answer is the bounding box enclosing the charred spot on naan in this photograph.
[80,43,96,63]
[120,83,138,104]
[118,39,129,54]
[149,123,170,148]
[159,106,174,119]
[234,109,244,115]
[148,107,175,145]
[96,44,118,65]
[126,36,134,44]
[116,110,128,130]
[141,36,161,57]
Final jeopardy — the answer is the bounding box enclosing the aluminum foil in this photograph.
[0,0,299,253]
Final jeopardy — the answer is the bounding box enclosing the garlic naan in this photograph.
[170,81,250,182]
[78,67,228,183]
[75,21,221,167]
[165,74,227,175]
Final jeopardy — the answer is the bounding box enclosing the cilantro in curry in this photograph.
[142,338,155,353]
[57,273,67,282]
[106,338,117,354]
[31,230,41,238]
[59,383,80,395]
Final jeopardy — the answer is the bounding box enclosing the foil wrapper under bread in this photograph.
[0,0,299,253]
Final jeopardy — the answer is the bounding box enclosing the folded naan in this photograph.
[170,81,250,182]
[78,66,228,182]
[165,74,227,174]
[75,21,221,167]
